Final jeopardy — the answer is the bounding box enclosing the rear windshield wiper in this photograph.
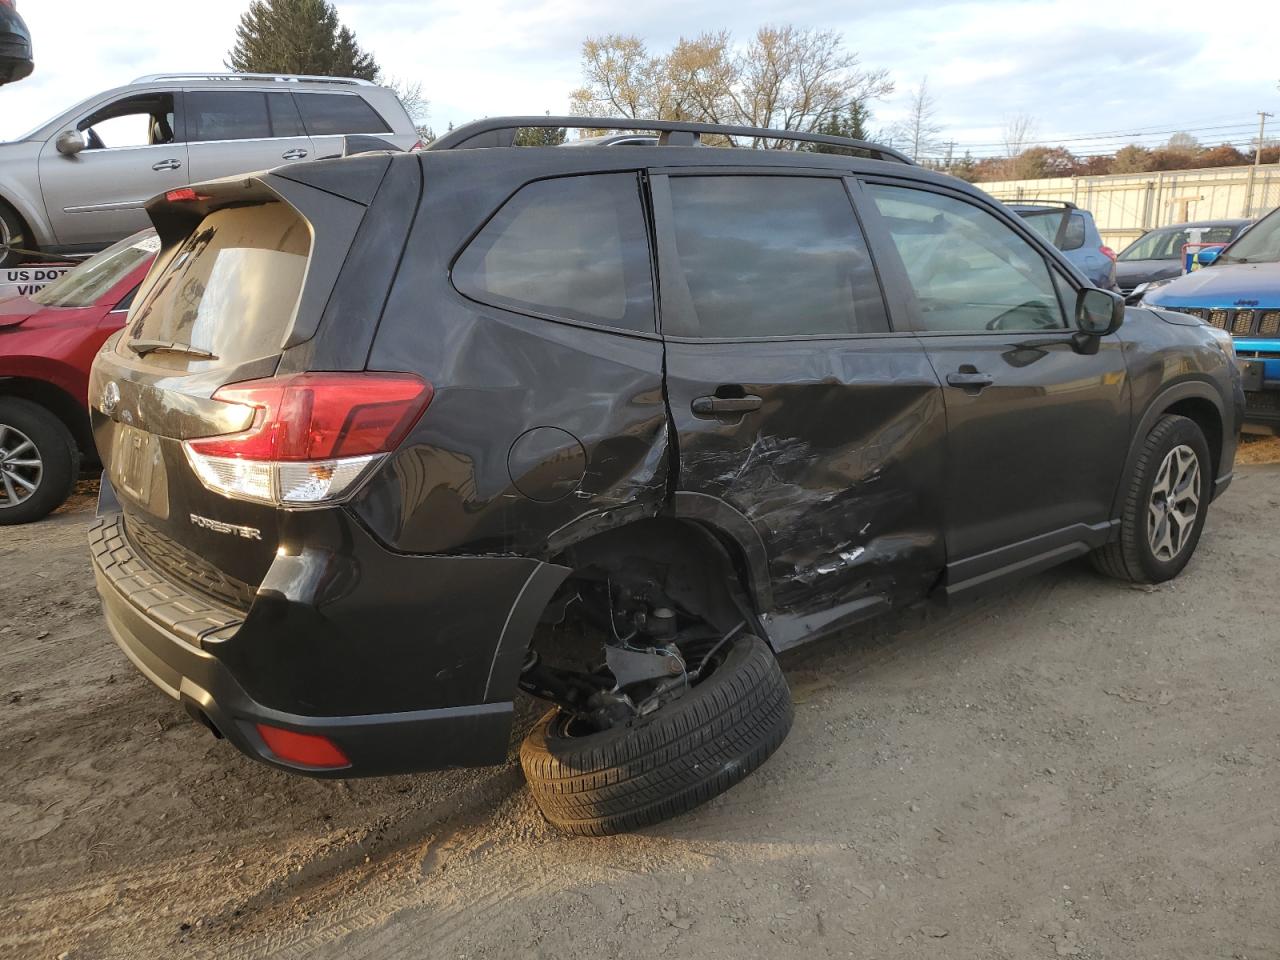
[128,339,218,360]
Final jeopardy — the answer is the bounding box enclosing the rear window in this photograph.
[32,232,158,309]
[121,203,310,369]
[295,93,390,135]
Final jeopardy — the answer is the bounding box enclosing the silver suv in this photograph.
[0,72,419,266]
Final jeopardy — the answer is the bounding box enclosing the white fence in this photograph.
[978,163,1280,251]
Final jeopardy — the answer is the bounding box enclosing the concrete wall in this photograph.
[977,163,1280,251]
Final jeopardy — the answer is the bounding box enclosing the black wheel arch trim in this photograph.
[1113,378,1228,519]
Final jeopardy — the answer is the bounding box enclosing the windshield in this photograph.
[1220,208,1280,264]
[30,232,159,308]
[1119,224,1243,262]
[121,202,310,370]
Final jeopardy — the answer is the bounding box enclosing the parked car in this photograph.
[1008,200,1117,290]
[0,230,156,523]
[0,0,32,87]
[1140,205,1280,433]
[0,72,420,267]
[1117,219,1252,299]
[88,116,1241,836]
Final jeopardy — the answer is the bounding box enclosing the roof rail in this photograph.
[1004,199,1077,209]
[131,72,375,87]
[427,116,914,164]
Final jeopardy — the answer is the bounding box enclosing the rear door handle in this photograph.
[281,148,308,160]
[151,158,181,171]
[946,371,994,388]
[692,395,763,417]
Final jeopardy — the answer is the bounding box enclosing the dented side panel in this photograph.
[663,337,948,636]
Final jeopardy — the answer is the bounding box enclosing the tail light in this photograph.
[1100,245,1117,261]
[183,372,432,507]
[410,140,427,152]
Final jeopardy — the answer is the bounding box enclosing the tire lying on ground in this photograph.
[520,633,793,836]
[1091,413,1211,584]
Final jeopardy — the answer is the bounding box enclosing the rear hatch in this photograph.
[89,155,423,606]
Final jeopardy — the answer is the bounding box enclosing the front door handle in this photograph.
[946,371,995,388]
[151,158,182,171]
[281,148,308,160]
[692,395,763,417]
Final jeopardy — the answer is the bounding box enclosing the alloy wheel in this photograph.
[1147,443,1200,562]
[0,423,43,509]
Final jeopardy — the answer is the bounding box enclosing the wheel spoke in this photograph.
[6,439,34,459]
[6,470,36,492]
[4,458,41,468]
[1,470,19,505]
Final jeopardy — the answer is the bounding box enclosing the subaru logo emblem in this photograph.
[101,380,121,415]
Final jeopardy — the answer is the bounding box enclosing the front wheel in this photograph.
[1091,414,1211,584]
[520,634,793,836]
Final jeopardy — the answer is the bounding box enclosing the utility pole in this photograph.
[1245,110,1274,216]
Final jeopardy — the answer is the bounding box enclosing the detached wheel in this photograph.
[520,634,792,836]
[1091,413,1211,584]
[0,398,79,525]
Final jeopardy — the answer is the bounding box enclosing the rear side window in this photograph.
[295,93,390,135]
[453,174,655,332]
[1062,213,1086,250]
[187,91,272,142]
[661,176,888,338]
[266,92,307,138]
[122,203,311,370]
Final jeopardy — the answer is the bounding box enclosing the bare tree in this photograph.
[893,76,942,161]
[570,26,892,147]
[1002,113,1037,157]
[382,75,431,139]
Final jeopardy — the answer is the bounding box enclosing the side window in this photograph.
[867,184,1067,333]
[294,94,390,135]
[663,176,888,338]
[187,91,271,142]
[1062,213,1086,251]
[266,93,306,138]
[79,93,176,149]
[453,173,654,332]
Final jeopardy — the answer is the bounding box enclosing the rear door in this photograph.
[293,91,395,157]
[184,90,315,182]
[651,171,947,647]
[858,180,1130,593]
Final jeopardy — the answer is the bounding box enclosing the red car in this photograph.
[0,231,157,523]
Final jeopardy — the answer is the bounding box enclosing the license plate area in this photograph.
[1240,359,1265,392]
[111,423,169,518]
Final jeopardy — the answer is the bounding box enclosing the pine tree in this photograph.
[226,0,379,80]
[514,114,567,146]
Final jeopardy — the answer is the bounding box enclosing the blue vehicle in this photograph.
[1009,200,1118,290]
[1141,205,1280,432]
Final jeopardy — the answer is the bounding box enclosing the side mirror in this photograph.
[55,129,85,156]
[1194,247,1221,267]
[1076,287,1124,337]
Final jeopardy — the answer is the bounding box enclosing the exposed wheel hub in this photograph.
[1147,443,1200,562]
[0,423,43,509]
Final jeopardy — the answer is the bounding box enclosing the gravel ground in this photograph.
[3,450,1279,960]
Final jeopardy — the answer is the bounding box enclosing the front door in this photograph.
[859,181,1131,591]
[651,172,947,647]
[183,90,315,183]
[38,91,188,248]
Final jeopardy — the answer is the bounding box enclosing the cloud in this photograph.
[2,0,1275,152]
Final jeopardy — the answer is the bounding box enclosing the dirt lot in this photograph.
[4,442,1280,960]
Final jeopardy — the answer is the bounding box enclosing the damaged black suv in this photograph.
[88,117,1243,835]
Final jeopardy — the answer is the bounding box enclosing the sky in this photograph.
[3,0,1278,158]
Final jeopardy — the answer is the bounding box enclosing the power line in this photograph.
[945,120,1258,152]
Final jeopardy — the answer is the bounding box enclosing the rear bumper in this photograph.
[89,483,568,777]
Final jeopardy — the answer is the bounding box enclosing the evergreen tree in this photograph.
[809,102,874,154]
[227,0,379,80]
